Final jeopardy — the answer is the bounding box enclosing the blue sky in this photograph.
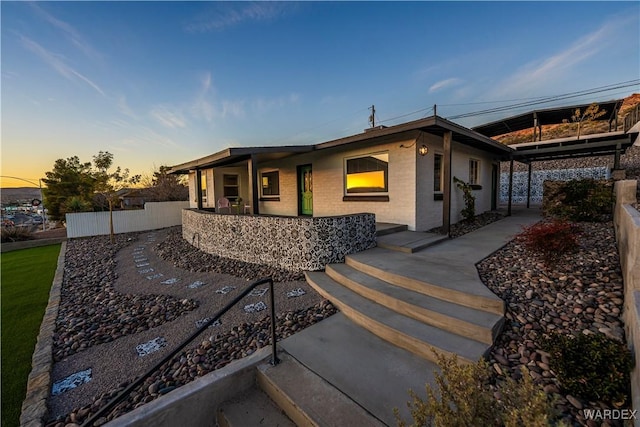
[2,1,639,187]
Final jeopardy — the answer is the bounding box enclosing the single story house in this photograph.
[170,114,513,233]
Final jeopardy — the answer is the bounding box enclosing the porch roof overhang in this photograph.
[169,145,314,174]
[471,98,624,138]
[315,115,513,158]
[510,130,637,163]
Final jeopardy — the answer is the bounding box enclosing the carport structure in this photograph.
[472,99,640,212]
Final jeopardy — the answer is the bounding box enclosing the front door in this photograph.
[298,164,313,215]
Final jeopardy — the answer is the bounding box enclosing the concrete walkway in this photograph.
[280,207,542,425]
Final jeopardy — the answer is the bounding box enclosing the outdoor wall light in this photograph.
[418,144,429,156]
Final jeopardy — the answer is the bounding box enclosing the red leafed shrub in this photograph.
[515,220,581,265]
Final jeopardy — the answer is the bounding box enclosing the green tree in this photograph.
[42,156,95,221]
[92,151,140,242]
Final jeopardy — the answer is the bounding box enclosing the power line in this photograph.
[446,80,640,120]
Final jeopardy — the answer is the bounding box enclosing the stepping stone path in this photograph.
[286,288,306,298]
[160,278,179,285]
[52,369,92,396]
[195,317,222,329]
[146,273,164,280]
[243,301,267,313]
[216,286,236,295]
[187,281,206,289]
[139,268,154,274]
[136,262,150,267]
[249,288,268,297]
[136,337,167,357]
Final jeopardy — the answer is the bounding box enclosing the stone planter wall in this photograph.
[613,179,640,420]
[182,210,376,271]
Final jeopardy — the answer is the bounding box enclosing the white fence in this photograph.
[65,201,189,238]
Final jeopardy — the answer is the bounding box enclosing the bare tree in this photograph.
[93,151,140,242]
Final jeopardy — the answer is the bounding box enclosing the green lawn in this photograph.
[1,244,61,427]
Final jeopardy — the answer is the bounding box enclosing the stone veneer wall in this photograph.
[613,180,640,424]
[182,209,377,271]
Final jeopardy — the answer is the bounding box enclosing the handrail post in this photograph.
[269,279,279,366]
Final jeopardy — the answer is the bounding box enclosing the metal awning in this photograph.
[510,131,636,162]
[472,99,625,138]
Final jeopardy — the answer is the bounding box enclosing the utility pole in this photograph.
[369,105,376,128]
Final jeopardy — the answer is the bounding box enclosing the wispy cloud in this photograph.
[252,93,300,113]
[429,78,463,93]
[19,34,105,96]
[221,100,245,119]
[150,105,187,129]
[185,2,294,32]
[29,3,102,62]
[190,72,216,122]
[494,19,618,98]
[117,95,138,119]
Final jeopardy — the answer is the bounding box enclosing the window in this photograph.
[261,171,280,197]
[223,174,239,201]
[469,159,480,185]
[345,152,389,195]
[200,174,207,204]
[434,153,443,192]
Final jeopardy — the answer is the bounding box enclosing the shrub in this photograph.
[542,332,632,405]
[453,177,476,221]
[547,178,613,222]
[1,226,34,243]
[394,352,560,427]
[515,220,581,265]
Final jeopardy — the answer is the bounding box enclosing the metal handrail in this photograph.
[623,104,639,133]
[82,277,279,426]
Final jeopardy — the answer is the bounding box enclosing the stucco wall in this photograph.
[415,134,498,230]
[613,180,640,422]
[182,209,376,271]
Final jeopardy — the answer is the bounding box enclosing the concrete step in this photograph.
[375,222,408,236]
[280,313,439,426]
[305,271,491,364]
[346,247,504,315]
[257,352,384,427]
[376,231,448,253]
[216,386,295,427]
[326,263,503,345]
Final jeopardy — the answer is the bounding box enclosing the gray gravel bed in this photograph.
[477,221,628,426]
[46,228,329,425]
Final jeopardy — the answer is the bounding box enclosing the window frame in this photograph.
[343,151,390,197]
[433,152,444,194]
[260,170,280,200]
[469,158,480,186]
[222,174,239,202]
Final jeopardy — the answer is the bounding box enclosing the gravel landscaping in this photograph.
[43,211,633,426]
[46,227,332,426]
[477,221,629,426]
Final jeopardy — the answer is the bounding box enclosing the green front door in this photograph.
[299,164,313,215]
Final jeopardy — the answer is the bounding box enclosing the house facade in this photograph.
[171,115,512,232]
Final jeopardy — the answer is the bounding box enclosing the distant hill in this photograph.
[1,187,43,204]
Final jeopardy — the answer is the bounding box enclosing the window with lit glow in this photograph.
[345,152,389,194]
[261,171,279,197]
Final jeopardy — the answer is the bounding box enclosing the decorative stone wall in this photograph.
[613,180,640,418]
[500,167,609,204]
[182,210,376,271]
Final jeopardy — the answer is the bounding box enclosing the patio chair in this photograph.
[217,197,231,213]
